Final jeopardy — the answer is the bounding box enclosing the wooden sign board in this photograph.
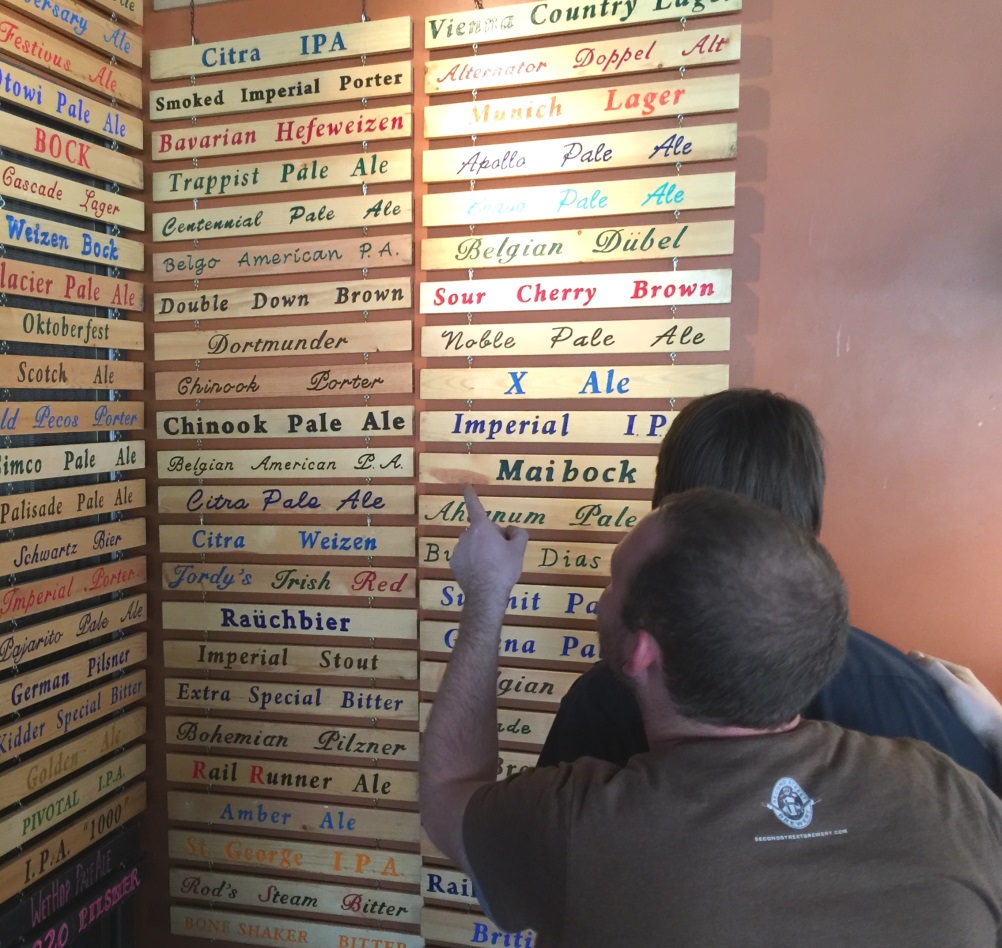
[423,172,734,227]
[154,192,413,243]
[0,556,145,622]
[421,409,682,444]
[1,401,143,436]
[154,321,411,363]
[0,0,141,67]
[422,363,729,400]
[83,0,141,26]
[0,440,144,485]
[158,484,414,517]
[152,234,412,283]
[171,906,424,948]
[421,620,596,665]
[0,159,144,230]
[425,0,741,48]
[162,601,417,640]
[422,579,601,621]
[422,908,533,948]
[156,364,413,402]
[425,74,738,138]
[0,518,145,574]
[422,317,729,357]
[166,753,418,803]
[0,708,145,810]
[422,660,576,706]
[422,220,734,270]
[0,671,145,766]
[154,278,410,322]
[0,13,142,108]
[0,307,144,350]
[423,122,737,183]
[0,258,142,310]
[0,594,145,673]
[0,783,145,903]
[168,789,419,843]
[169,868,422,924]
[157,406,413,441]
[422,865,477,906]
[166,717,419,763]
[158,446,412,480]
[2,209,143,270]
[158,524,415,560]
[151,63,413,121]
[0,478,143,530]
[151,17,413,79]
[421,700,554,748]
[0,355,142,391]
[151,106,412,161]
[0,632,146,717]
[427,26,739,94]
[421,536,612,578]
[0,744,145,858]
[421,269,731,313]
[153,148,411,201]
[0,59,141,149]
[419,493,648,532]
[420,452,655,491]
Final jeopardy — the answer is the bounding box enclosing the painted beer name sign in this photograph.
[421,409,683,444]
[0,518,144,573]
[0,480,142,530]
[158,447,412,480]
[423,661,576,704]
[422,579,602,620]
[157,406,412,440]
[0,307,144,350]
[0,401,143,436]
[150,16,412,79]
[420,453,654,490]
[419,494,647,531]
[3,210,143,269]
[423,906,534,948]
[422,536,612,576]
[421,620,598,663]
[0,441,143,485]
[159,484,414,518]
[0,258,141,310]
[0,355,142,391]
[158,524,416,559]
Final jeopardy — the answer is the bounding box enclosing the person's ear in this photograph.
[622,629,662,678]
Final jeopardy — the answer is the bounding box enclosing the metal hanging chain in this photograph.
[361,0,368,21]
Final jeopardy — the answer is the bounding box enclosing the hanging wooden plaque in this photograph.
[0,258,142,309]
[0,307,144,350]
[169,867,422,923]
[150,17,413,80]
[81,0,140,25]
[0,708,145,810]
[153,148,411,201]
[163,562,414,599]
[0,14,142,107]
[156,364,413,403]
[166,753,418,803]
[151,106,412,161]
[158,446,412,480]
[157,406,413,441]
[420,701,555,749]
[164,676,416,720]
[422,907,534,948]
[0,159,144,230]
[166,717,419,763]
[153,192,413,243]
[421,409,682,444]
[171,906,424,948]
[152,233,412,283]
[1,401,143,436]
[0,594,145,673]
[159,483,414,517]
[422,220,734,270]
[422,579,600,621]
[0,355,143,390]
[154,321,411,363]
[0,478,143,531]
[421,620,597,664]
[421,536,612,578]
[0,518,145,575]
[0,783,145,902]
[162,601,417,640]
[0,671,145,766]
[422,865,477,905]
[424,74,738,138]
[419,493,648,532]
[420,452,654,491]
[422,363,729,400]
[425,0,741,48]
[0,440,144,485]
[423,172,734,227]
[168,790,419,842]
[0,744,145,858]
[151,64,413,122]
[1,209,143,270]
[422,660,576,705]
[0,0,141,67]
[424,122,737,183]
[158,524,415,560]
[154,278,410,321]
[0,60,141,149]
[427,25,739,95]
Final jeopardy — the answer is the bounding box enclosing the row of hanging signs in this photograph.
[151,0,739,945]
[0,0,146,938]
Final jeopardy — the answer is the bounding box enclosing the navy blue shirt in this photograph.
[537,627,1000,792]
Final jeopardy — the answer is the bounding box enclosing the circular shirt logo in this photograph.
[764,777,816,829]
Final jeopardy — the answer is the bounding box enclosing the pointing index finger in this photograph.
[463,484,488,524]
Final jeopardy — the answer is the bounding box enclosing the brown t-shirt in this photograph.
[464,721,1002,947]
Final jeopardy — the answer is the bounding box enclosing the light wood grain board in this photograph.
[0,257,142,309]
[1,209,143,269]
[0,518,145,574]
[419,493,648,532]
[421,535,612,577]
[0,354,142,390]
[420,620,597,664]
[157,406,413,440]
[0,479,143,530]
[158,483,414,517]
[421,578,603,620]
[421,409,680,444]
[158,446,412,480]
[0,440,144,484]
[0,401,143,435]
[0,307,144,349]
